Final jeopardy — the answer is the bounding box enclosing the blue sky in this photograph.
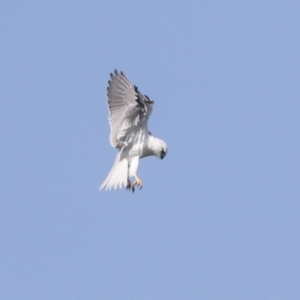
[1,1,300,299]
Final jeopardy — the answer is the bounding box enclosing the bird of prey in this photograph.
[100,70,168,192]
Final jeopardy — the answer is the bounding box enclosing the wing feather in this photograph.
[106,70,153,148]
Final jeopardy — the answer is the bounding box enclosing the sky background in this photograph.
[1,1,300,299]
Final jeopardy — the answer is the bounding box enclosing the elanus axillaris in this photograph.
[100,70,168,192]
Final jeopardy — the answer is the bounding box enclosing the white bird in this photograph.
[100,70,168,192]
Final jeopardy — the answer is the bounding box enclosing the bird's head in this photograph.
[152,138,168,160]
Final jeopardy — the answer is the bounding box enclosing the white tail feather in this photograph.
[99,153,128,191]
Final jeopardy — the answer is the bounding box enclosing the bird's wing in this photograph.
[107,70,154,148]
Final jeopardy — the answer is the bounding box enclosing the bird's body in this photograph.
[100,70,167,192]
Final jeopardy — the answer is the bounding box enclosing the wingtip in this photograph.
[110,70,123,79]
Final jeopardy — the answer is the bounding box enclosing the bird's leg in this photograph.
[126,179,135,193]
[133,176,143,189]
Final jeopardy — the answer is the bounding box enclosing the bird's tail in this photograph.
[99,153,128,191]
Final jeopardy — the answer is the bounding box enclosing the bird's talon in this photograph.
[127,177,143,192]
[126,181,135,193]
[133,177,143,189]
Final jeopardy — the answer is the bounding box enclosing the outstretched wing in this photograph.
[107,70,154,148]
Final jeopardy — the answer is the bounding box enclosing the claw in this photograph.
[126,180,135,193]
[134,176,143,190]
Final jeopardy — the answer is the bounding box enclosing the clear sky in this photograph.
[1,1,300,299]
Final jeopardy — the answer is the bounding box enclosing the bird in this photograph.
[99,70,168,192]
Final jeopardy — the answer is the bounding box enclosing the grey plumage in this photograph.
[107,70,153,149]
